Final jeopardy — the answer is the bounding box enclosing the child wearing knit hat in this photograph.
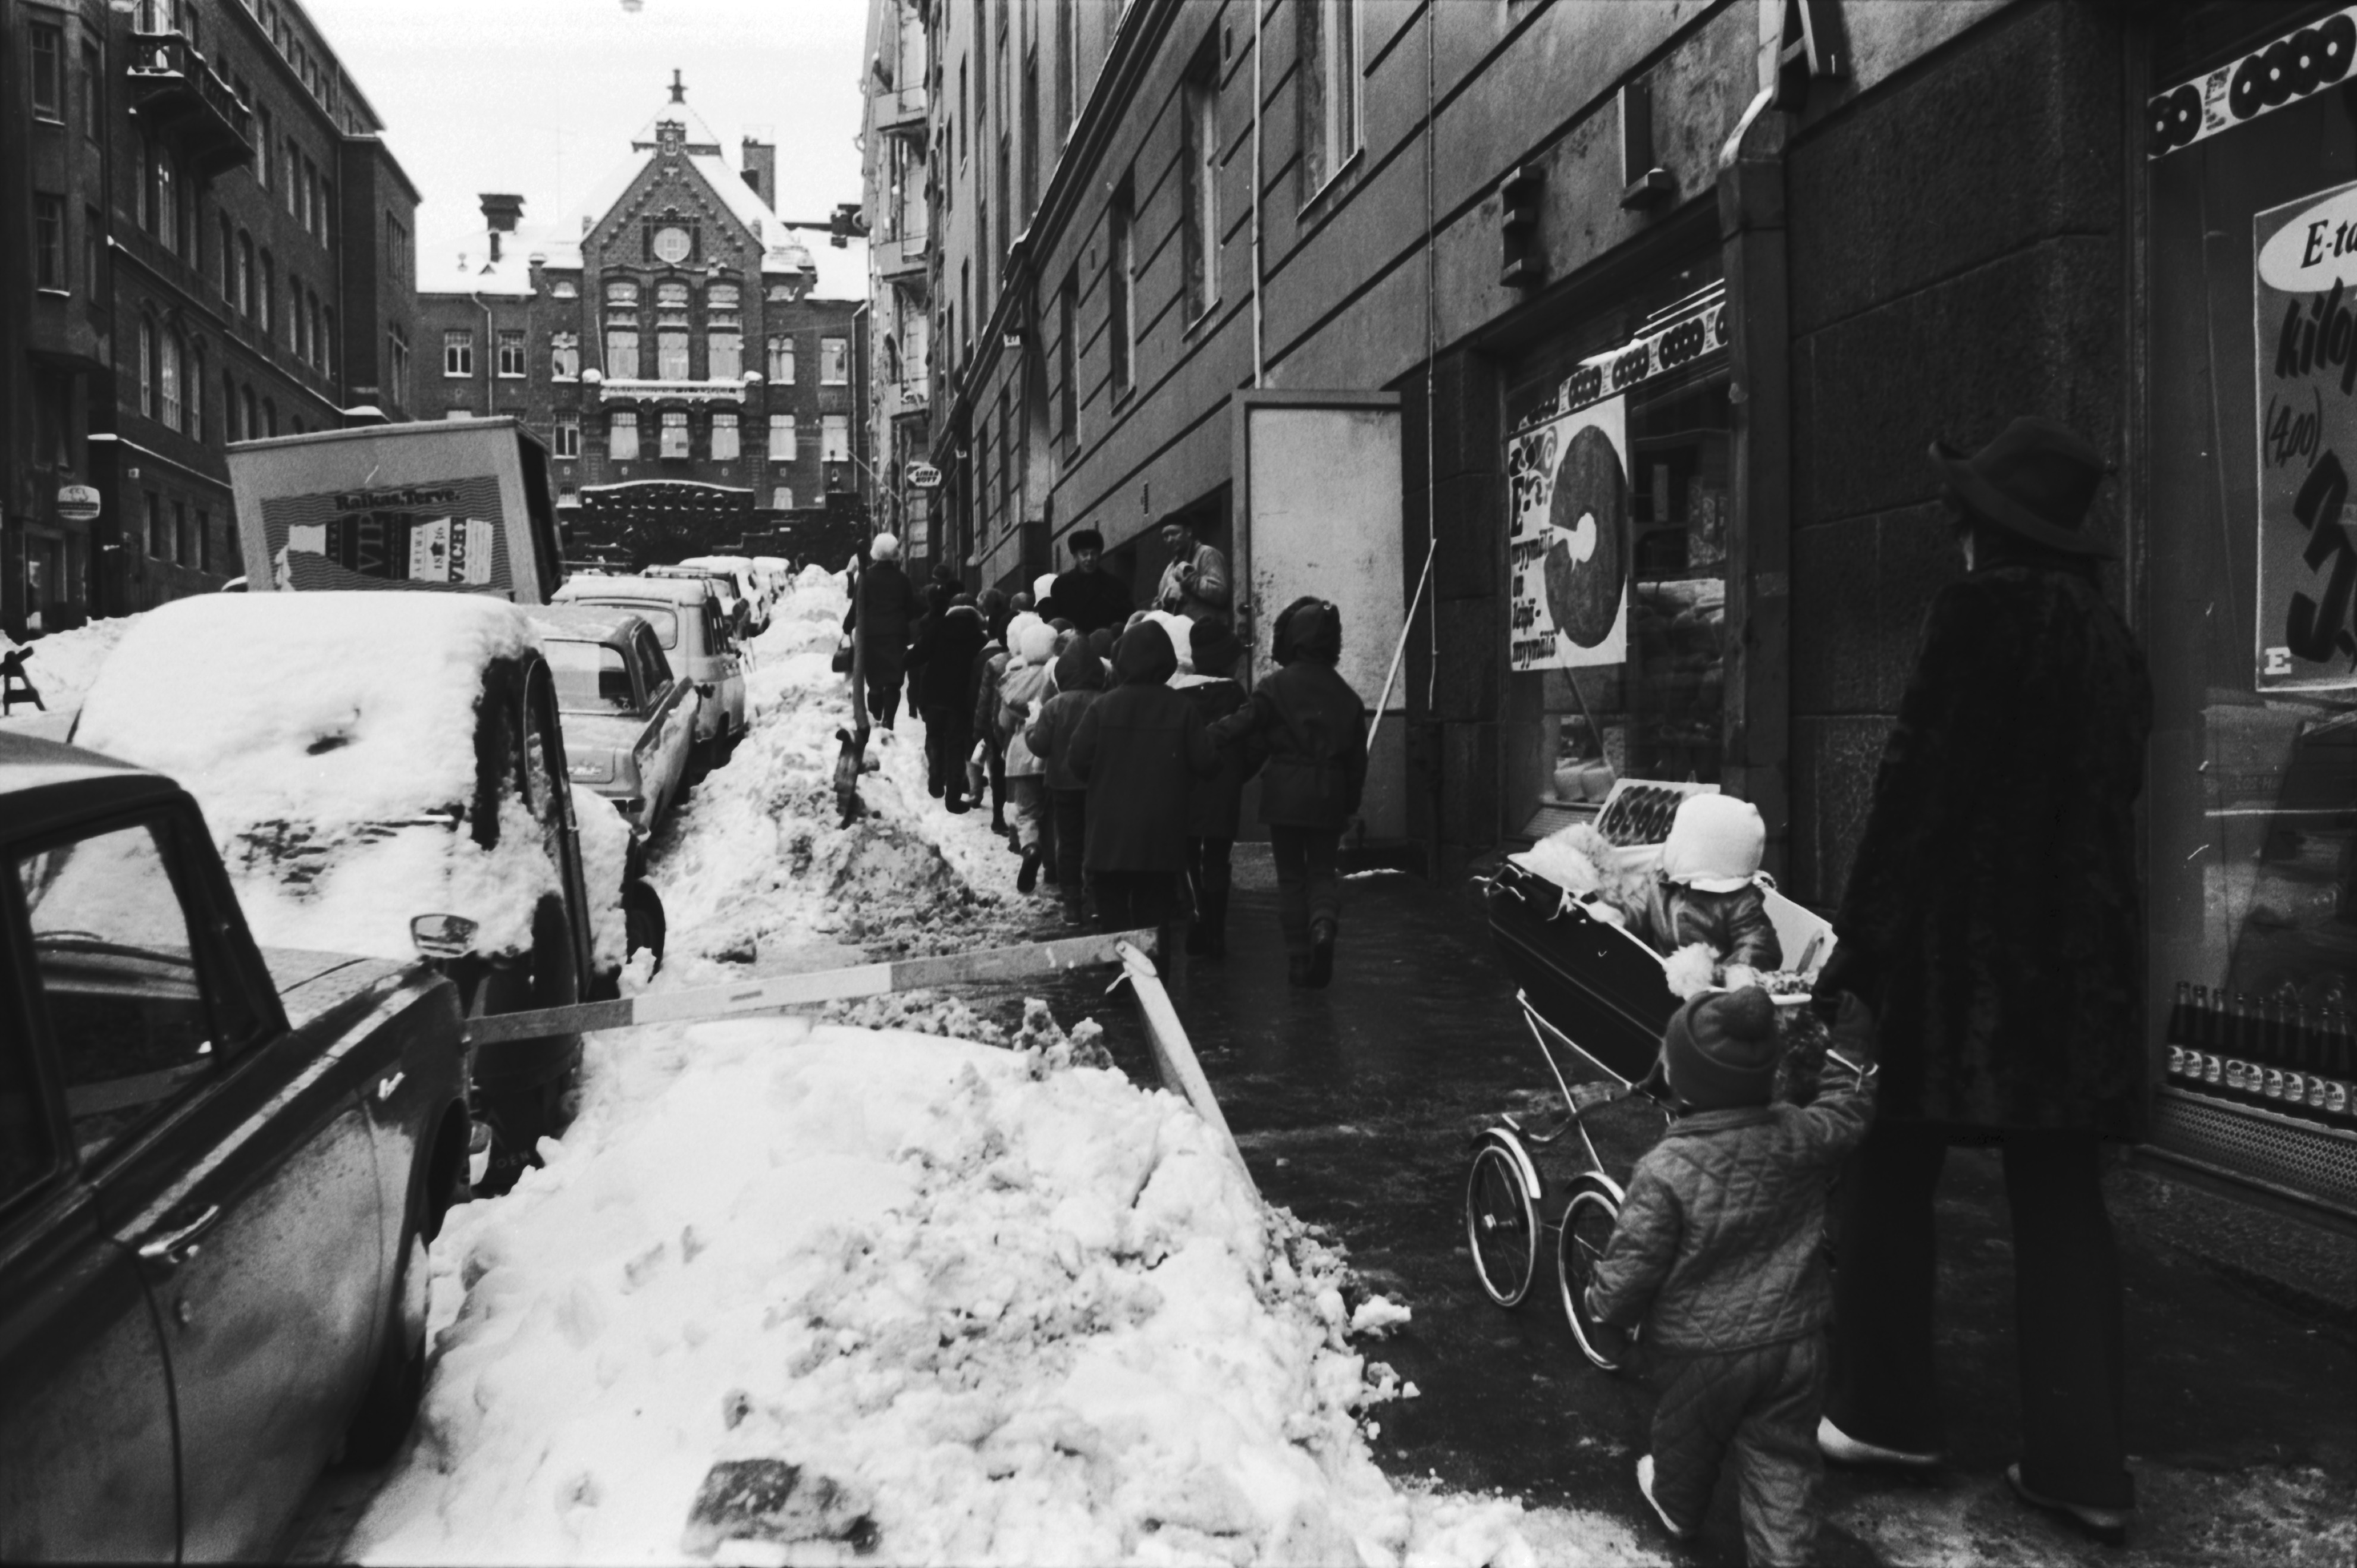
[1585,986,1876,1566]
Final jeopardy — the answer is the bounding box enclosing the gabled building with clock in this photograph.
[416,75,867,563]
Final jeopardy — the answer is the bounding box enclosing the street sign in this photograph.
[905,461,942,490]
[56,485,100,523]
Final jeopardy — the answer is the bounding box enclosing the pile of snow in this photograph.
[74,593,565,961]
[0,614,137,732]
[352,1016,1632,1566]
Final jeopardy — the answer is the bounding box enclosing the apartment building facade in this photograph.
[861,0,936,570]
[413,84,869,563]
[0,0,420,638]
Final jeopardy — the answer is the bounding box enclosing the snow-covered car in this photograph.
[679,555,769,635]
[751,554,789,610]
[0,731,469,1559]
[644,562,751,639]
[531,605,700,838]
[72,593,662,1192]
[553,573,747,773]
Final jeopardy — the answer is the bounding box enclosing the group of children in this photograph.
[903,583,1371,987]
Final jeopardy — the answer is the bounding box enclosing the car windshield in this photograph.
[544,640,635,713]
[573,601,678,648]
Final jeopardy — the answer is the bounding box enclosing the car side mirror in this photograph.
[410,913,479,959]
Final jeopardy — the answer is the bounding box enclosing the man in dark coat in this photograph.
[841,533,922,729]
[903,594,987,813]
[1177,619,1249,957]
[1812,416,2151,1544]
[1209,598,1368,987]
[1065,620,1218,948]
[1042,528,1135,637]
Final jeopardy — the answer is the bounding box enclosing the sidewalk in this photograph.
[998,847,2357,1565]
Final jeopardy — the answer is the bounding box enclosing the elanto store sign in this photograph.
[2256,178,2357,691]
[2149,7,2356,160]
[1509,288,1726,434]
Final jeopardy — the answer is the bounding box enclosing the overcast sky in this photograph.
[303,0,871,294]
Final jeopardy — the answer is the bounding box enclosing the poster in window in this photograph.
[258,476,509,594]
[2255,177,2357,691]
[1507,394,1628,672]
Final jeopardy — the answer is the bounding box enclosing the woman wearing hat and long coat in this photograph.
[1812,417,2151,1542]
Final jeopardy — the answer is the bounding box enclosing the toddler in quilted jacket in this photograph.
[1584,986,1875,1567]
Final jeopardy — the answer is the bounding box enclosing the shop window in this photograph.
[711,412,739,461]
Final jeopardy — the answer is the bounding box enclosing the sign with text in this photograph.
[258,477,513,595]
[904,461,942,490]
[1507,393,1628,672]
[2256,179,2357,691]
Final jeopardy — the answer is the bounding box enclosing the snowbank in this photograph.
[352,1019,1625,1566]
[0,614,137,732]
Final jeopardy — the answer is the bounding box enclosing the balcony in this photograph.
[882,377,930,423]
[875,83,927,137]
[126,30,253,180]
[874,230,929,284]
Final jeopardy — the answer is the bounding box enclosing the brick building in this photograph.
[413,78,869,565]
[1,0,419,639]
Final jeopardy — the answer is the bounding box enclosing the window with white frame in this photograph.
[554,414,580,457]
[159,331,183,432]
[769,413,796,460]
[660,409,689,459]
[497,329,526,377]
[820,337,849,385]
[1181,49,1220,320]
[766,335,795,383]
[1300,0,1362,196]
[444,328,473,377]
[657,328,689,381]
[821,413,850,463]
[551,278,578,299]
[772,485,794,511]
[138,318,155,418]
[711,412,739,460]
[605,327,639,379]
[610,410,639,460]
[709,331,743,381]
[550,331,579,379]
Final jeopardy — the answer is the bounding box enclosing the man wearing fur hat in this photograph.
[1808,418,2150,1544]
[1586,988,1877,1566]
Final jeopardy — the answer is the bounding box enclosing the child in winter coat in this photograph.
[1066,620,1220,946]
[1025,640,1108,926]
[1174,618,1249,957]
[996,617,1060,892]
[1632,793,1782,980]
[1206,598,1367,988]
[1585,986,1876,1567]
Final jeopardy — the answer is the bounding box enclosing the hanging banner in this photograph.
[1507,394,1628,672]
[2255,178,2357,692]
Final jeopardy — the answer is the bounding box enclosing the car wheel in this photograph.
[341,1226,429,1467]
[472,898,582,1197]
[624,879,666,968]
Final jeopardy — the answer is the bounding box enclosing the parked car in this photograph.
[0,730,469,1560]
[751,554,790,608]
[553,573,748,774]
[679,555,768,635]
[71,593,662,1193]
[530,606,700,839]
[644,563,749,639]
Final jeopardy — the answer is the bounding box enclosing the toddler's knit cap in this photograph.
[1658,985,1780,1111]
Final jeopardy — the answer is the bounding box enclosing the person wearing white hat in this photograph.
[1631,793,1782,976]
[842,533,920,727]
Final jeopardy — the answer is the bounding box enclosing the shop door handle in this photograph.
[135,1203,222,1266]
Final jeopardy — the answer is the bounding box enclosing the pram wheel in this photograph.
[1557,1171,1632,1372]
[1464,1131,1540,1308]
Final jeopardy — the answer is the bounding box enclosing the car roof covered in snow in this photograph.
[557,575,717,607]
[0,729,180,840]
[527,604,650,647]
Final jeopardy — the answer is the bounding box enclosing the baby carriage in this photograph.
[1466,781,1836,1372]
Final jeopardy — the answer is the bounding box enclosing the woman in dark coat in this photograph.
[841,534,922,729]
[903,595,987,813]
[1813,416,2151,1542]
[1209,598,1367,988]
[1065,620,1218,946]
[1178,619,1249,957]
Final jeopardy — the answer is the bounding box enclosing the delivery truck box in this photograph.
[230,418,565,604]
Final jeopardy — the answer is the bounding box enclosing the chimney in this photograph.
[741,139,776,208]
[479,193,525,261]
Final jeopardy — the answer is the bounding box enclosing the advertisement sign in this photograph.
[1507,395,1629,672]
[258,477,512,595]
[55,484,100,523]
[905,461,942,489]
[2255,178,2357,691]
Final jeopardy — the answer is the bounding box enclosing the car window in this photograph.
[17,821,228,1166]
[636,630,675,688]
[545,641,636,713]
[708,603,728,656]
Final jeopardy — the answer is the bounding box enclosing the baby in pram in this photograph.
[1631,792,1782,988]
[1582,984,1875,1566]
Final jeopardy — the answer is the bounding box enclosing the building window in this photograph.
[711,412,739,461]
[1057,270,1078,453]
[1057,0,1076,136]
[259,250,274,333]
[554,414,580,457]
[218,215,233,300]
[145,491,164,558]
[257,106,272,189]
[1181,51,1220,321]
[1108,178,1135,396]
[769,413,797,460]
[656,280,689,312]
[262,398,276,437]
[84,207,103,296]
[820,337,849,385]
[242,385,258,441]
[321,307,334,379]
[657,328,690,381]
[137,319,155,418]
[822,413,851,464]
[237,232,254,315]
[159,333,183,431]
[660,409,689,459]
[707,282,741,319]
[551,278,578,299]
[153,149,178,251]
[30,24,63,120]
[81,42,101,142]
[284,137,300,215]
[606,328,640,379]
[33,196,65,291]
[767,334,795,383]
[187,347,204,438]
[610,411,639,461]
[444,328,474,377]
[550,332,579,379]
[1300,0,1362,196]
[225,369,240,440]
[1021,53,1040,222]
[772,486,794,511]
[387,329,409,405]
[497,329,526,377]
[709,331,743,381]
